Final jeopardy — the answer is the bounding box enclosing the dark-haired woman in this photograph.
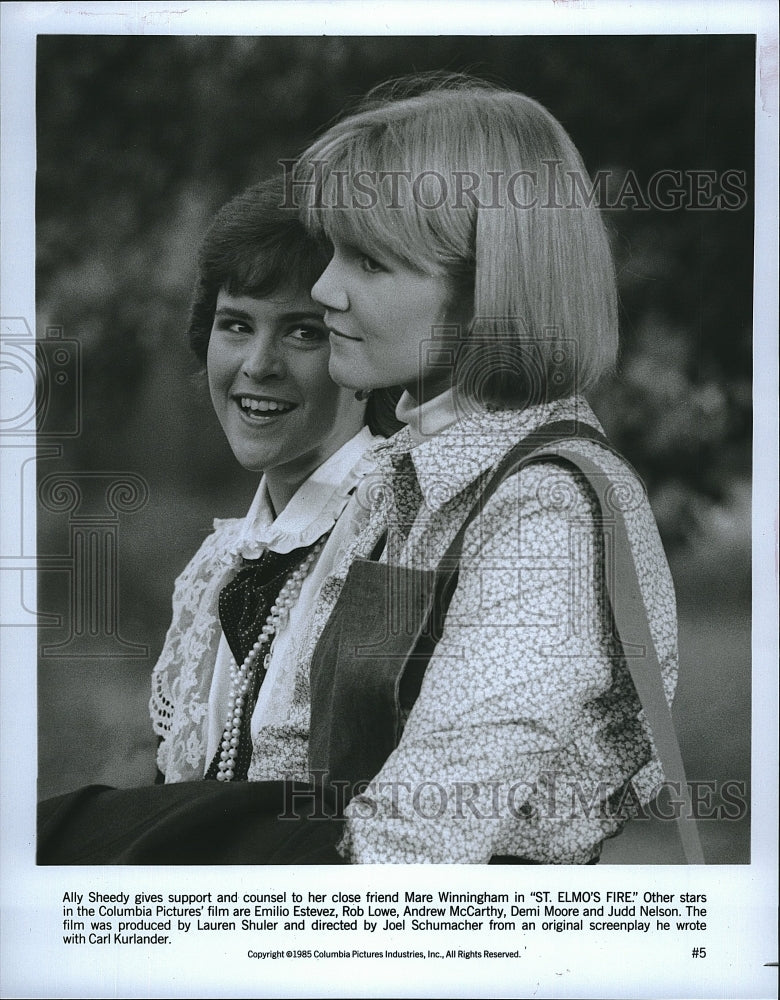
[37,176,399,863]
[149,175,401,786]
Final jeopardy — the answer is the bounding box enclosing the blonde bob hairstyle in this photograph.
[294,74,618,408]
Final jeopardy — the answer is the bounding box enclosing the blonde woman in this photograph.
[295,74,696,865]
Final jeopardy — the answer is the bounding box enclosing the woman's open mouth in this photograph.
[237,396,297,421]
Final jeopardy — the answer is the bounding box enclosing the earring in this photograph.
[354,389,372,402]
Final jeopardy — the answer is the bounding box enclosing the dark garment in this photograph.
[37,781,347,865]
[36,782,581,865]
[308,555,454,799]
[205,544,316,781]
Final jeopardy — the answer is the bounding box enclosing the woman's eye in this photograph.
[333,241,388,274]
[287,325,328,344]
[214,318,252,335]
[359,254,385,274]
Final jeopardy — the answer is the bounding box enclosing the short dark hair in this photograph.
[188,175,402,437]
[188,175,331,365]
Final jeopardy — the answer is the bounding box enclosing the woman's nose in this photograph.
[242,333,286,381]
[311,259,349,312]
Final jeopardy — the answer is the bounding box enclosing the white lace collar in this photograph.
[230,426,380,557]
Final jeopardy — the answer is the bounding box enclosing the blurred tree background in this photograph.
[36,35,754,863]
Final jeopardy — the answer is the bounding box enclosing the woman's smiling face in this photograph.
[207,285,365,486]
[311,238,459,401]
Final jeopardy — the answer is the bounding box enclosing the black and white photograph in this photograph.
[1,2,777,998]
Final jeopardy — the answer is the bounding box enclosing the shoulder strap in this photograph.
[442,420,705,865]
[441,420,611,564]
[550,447,705,864]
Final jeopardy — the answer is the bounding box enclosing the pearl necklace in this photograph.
[215,535,327,782]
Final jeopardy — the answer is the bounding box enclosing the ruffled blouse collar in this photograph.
[230,426,380,557]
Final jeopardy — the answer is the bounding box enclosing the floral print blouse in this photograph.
[328,393,677,863]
